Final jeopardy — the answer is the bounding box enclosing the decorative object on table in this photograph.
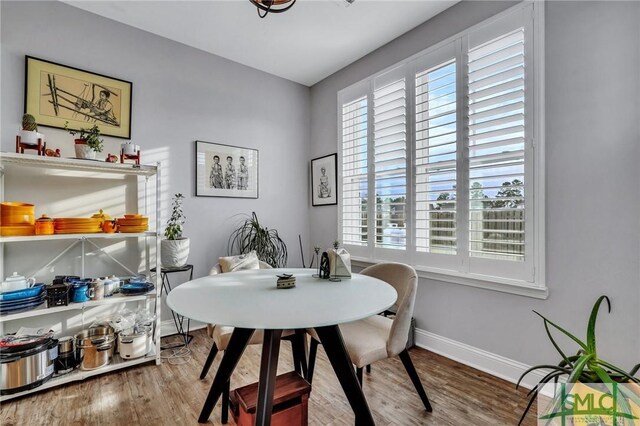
[328,240,351,280]
[105,153,119,163]
[311,153,337,206]
[120,141,141,165]
[0,330,58,395]
[65,122,104,160]
[195,140,258,198]
[276,273,296,289]
[516,295,640,425]
[25,56,132,139]
[161,193,189,268]
[46,282,70,307]
[0,201,36,237]
[311,245,321,277]
[227,212,287,268]
[35,215,54,235]
[319,252,330,279]
[249,0,297,19]
[116,214,149,233]
[53,217,102,234]
[16,113,46,156]
[44,148,61,157]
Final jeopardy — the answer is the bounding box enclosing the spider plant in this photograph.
[517,295,640,425]
[227,212,287,268]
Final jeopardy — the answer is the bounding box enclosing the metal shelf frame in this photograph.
[0,152,162,399]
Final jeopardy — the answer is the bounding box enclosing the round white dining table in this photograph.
[167,268,397,426]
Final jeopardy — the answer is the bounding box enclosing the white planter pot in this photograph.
[74,141,97,160]
[121,142,136,155]
[19,130,44,145]
[161,238,190,268]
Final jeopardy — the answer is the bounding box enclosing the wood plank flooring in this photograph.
[0,329,536,425]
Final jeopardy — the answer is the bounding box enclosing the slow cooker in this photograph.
[0,335,58,395]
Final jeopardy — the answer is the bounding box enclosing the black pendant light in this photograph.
[249,0,297,18]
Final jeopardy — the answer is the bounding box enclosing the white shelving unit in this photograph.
[0,152,161,402]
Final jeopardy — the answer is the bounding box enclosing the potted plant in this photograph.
[19,113,45,145]
[517,295,640,425]
[65,122,104,160]
[228,212,287,267]
[161,193,190,268]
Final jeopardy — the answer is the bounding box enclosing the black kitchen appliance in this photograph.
[46,283,70,307]
[0,334,59,395]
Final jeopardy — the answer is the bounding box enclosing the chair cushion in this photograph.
[219,251,260,273]
[211,325,296,351]
[339,315,392,368]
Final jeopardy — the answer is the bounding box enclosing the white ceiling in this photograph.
[63,0,459,86]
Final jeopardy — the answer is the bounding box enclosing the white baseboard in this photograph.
[160,319,206,338]
[414,328,548,392]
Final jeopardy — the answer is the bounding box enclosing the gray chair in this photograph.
[307,262,432,412]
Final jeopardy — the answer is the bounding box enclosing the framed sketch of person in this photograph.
[311,153,337,206]
[24,56,133,139]
[195,140,258,198]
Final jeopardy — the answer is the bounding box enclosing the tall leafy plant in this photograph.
[517,295,640,425]
[164,193,185,240]
[228,212,287,268]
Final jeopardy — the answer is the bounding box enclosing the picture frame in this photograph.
[195,140,258,198]
[24,56,133,139]
[311,153,338,206]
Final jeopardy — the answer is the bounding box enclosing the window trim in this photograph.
[337,1,546,299]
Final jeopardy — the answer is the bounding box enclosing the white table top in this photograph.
[166,268,397,329]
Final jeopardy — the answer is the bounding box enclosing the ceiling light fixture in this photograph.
[249,0,297,18]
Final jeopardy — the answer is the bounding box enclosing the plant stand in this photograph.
[121,148,141,165]
[152,264,194,349]
[15,135,46,156]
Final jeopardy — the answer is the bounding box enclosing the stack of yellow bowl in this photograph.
[116,215,149,233]
[0,202,35,236]
[53,218,102,234]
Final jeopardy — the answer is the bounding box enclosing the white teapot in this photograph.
[1,272,36,293]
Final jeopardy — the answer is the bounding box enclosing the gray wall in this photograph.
[1,1,311,323]
[310,1,640,368]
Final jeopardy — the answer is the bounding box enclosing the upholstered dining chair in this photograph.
[306,262,433,413]
[199,257,306,424]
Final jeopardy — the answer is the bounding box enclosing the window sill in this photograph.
[351,258,549,300]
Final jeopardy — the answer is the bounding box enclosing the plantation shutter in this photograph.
[373,69,407,251]
[340,93,369,248]
[466,5,534,281]
[415,57,458,256]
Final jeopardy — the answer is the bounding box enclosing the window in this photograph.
[338,2,545,295]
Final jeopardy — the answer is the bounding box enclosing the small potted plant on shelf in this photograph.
[161,193,190,268]
[65,121,104,160]
[516,295,640,425]
[19,114,45,145]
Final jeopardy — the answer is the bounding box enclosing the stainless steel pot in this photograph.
[0,338,58,395]
[75,325,115,370]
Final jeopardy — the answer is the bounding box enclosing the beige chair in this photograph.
[200,260,306,424]
[307,262,433,412]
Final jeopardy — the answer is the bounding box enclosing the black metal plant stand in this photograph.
[152,264,194,349]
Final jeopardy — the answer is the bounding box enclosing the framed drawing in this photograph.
[24,56,132,139]
[195,140,258,198]
[311,153,337,206]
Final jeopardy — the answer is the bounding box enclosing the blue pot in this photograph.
[71,282,91,303]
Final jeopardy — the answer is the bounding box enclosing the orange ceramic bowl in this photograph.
[123,214,144,219]
[0,202,35,225]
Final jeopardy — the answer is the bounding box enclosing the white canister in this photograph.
[121,141,136,155]
[103,279,116,297]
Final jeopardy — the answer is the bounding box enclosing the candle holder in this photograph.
[312,246,321,278]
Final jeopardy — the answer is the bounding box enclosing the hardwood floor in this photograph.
[0,329,536,425]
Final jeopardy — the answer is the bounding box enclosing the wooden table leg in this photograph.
[255,329,283,426]
[315,325,375,426]
[198,328,255,423]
